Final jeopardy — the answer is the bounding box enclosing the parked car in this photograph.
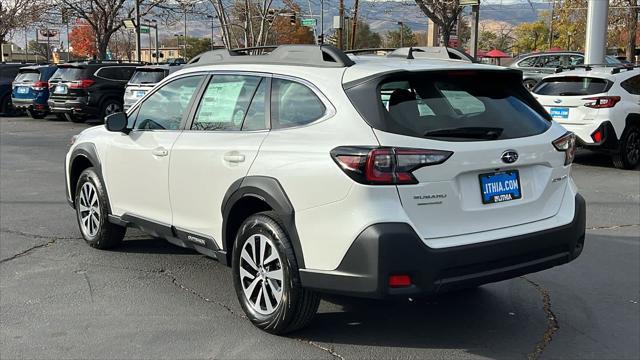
[533,65,640,169]
[65,45,585,334]
[1,63,32,116]
[123,64,181,111]
[510,51,621,90]
[48,62,137,123]
[11,64,58,119]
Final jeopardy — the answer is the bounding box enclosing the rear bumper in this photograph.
[48,97,96,116]
[11,98,48,111]
[300,194,586,299]
[559,120,619,150]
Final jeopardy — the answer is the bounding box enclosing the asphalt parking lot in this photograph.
[1,115,638,360]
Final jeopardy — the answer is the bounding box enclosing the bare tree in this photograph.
[55,0,165,59]
[625,0,638,62]
[413,0,462,46]
[0,0,51,45]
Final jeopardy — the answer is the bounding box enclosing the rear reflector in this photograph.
[389,275,412,288]
[591,129,603,143]
[331,146,453,185]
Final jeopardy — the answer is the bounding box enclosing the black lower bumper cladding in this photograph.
[300,194,586,299]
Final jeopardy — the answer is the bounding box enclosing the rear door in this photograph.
[345,70,569,242]
[12,69,40,100]
[169,73,270,246]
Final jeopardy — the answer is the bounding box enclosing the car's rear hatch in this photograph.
[124,68,167,106]
[532,75,612,125]
[12,69,41,100]
[48,64,90,99]
[344,69,571,242]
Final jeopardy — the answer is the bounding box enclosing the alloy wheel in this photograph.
[105,103,121,115]
[239,234,284,315]
[78,182,100,237]
[626,130,639,166]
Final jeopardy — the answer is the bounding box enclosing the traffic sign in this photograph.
[139,26,150,34]
[301,18,316,27]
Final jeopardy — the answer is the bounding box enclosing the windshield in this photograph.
[50,67,84,82]
[346,70,551,141]
[14,71,40,83]
[533,77,611,96]
[129,70,166,84]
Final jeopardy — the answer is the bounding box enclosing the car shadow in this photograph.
[114,236,197,255]
[574,149,639,170]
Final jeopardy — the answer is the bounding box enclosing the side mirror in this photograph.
[105,112,129,134]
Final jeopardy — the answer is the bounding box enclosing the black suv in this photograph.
[48,62,137,122]
[1,63,33,116]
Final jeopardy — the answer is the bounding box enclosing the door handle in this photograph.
[223,152,245,163]
[152,147,169,157]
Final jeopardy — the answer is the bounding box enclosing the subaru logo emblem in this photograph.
[554,98,562,104]
[501,150,519,164]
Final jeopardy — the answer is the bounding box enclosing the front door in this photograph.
[169,74,270,247]
[104,75,205,225]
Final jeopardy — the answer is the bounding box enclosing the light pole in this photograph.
[174,34,185,59]
[144,19,158,64]
[397,21,404,48]
[207,15,217,50]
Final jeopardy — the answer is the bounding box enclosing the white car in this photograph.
[532,66,640,169]
[65,45,585,334]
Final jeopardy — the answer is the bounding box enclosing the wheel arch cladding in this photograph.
[69,143,108,210]
[221,176,305,268]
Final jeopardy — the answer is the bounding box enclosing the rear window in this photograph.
[346,71,551,141]
[50,67,85,81]
[129,70,167,84]
[533,77,611,96]
[14,71,40,83]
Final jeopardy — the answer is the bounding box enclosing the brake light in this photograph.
[552,132,576,166]
[591,129,603,143]
[68,79,95,89]
[389,275,412,288]
[31,81,48,91]
[582,96,620,109]
[331,146,453,185]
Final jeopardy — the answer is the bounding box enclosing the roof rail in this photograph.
[554,64,637,74]
[344,48,396,54]
[185,45,355,68]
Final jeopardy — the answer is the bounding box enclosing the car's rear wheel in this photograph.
[54,114,67,121]
[100,99,122,121]
[232,212,320,334]
[27,110,47,119]
[612,126,640,169]
[523,79,537,91]
[75,168,126,249]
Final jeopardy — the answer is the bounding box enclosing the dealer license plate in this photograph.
[549,107,569,119]
[479,170,522,204]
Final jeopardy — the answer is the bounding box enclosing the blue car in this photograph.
[11,65,58,119]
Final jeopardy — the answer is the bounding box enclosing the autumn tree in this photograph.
[269,2,313,45]
[69,23,97,58]
[513,19,548,54]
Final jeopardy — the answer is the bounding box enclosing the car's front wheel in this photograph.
[612,126,640,169]
[75,168,126,249]
[100,99,122,121]
[232,212,320,334]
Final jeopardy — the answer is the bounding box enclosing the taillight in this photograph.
[582,96,620,109]
[591,129,603,143]
[31,81,48,91]
[331,146,453,185]
[552,132,576,166]
[68,79,96,89]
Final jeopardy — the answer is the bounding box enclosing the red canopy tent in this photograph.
[483,49,511,65]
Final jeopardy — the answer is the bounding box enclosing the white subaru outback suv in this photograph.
[65,45,585,334]
[532,66,640,169]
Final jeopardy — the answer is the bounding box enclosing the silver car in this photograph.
[123,65,182,111]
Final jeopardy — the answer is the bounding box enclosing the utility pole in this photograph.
[350,0,359,50]
[337,0,344,49]
[24,27,28,63]
[320,0,324,45]
[470,4,480,60]
[585,0,609,64]
[46,28,50,63]
[183,6,188,59]
[135,0,141,62]
[398,21,404,47]
[207,15,215,50]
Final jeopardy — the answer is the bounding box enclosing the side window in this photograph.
[271,78,326,129]
[192,75,262,131]
[118,67,136,81]
[569,55,584,66]
[518,57,537,68]
[242,79,268,131]
[621,75,640,95]
[134,75,203,130]
[95,67,118,80]
[542,55,562,68]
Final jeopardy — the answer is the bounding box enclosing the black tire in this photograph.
[100,99,122,121]
[612,126,640,170]
[523,79,538,91]
[27,110,47,119]
[232,211,320,334]
[74,168,126,249]
[65,113,86,123]
[54,113,67,121]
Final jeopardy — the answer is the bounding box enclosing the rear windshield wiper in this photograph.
[424,127,503,140]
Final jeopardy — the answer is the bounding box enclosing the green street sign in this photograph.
[301,18,317,27]
[139,26,150,34]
